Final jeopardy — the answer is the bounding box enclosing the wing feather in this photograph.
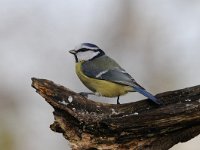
[82,55,144,89]
[81,55,161,104]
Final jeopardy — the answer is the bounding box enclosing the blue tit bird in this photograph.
[69,43,162,105]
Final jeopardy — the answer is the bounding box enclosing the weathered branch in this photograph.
[31,78,200,150]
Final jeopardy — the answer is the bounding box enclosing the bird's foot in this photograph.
[79,92,94,98]
[79,92,89,97]
[117,96,120,104]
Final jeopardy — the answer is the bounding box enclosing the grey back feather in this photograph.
[82,55,144,89]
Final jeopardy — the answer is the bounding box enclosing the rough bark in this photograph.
[31,78,200,150]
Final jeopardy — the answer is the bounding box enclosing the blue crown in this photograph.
[82,43,98,48]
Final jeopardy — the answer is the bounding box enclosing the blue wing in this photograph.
[82,55,143,88]
[82,55,162,104]
[133,86,162,105]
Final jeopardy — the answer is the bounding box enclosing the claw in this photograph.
[79,92,89,98]
[117,96,120,104]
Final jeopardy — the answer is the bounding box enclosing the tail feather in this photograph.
[133,86,162,105]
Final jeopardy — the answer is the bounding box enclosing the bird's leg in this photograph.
[79,92,95,98]
[117,96,120,104]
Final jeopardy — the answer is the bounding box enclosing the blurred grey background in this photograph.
[0,0,200,150]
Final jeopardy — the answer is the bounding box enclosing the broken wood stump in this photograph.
[31,78,200,150]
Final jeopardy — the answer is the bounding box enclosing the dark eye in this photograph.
[77,48,89,52]
[78,48,100,53]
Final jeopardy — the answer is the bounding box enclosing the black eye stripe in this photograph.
[77,48,99,53]
[75,48,105,61]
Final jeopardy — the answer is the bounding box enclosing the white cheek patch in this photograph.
[77,51,100,61]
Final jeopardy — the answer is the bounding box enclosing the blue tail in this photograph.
[133,86,162,105]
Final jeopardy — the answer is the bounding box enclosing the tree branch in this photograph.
[31,78,200,150]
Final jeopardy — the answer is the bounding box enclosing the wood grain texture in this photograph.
[31,78,200,150]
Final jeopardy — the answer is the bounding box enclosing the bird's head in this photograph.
[69,43,105,62]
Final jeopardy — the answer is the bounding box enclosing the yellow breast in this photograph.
[75,62,132,97]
